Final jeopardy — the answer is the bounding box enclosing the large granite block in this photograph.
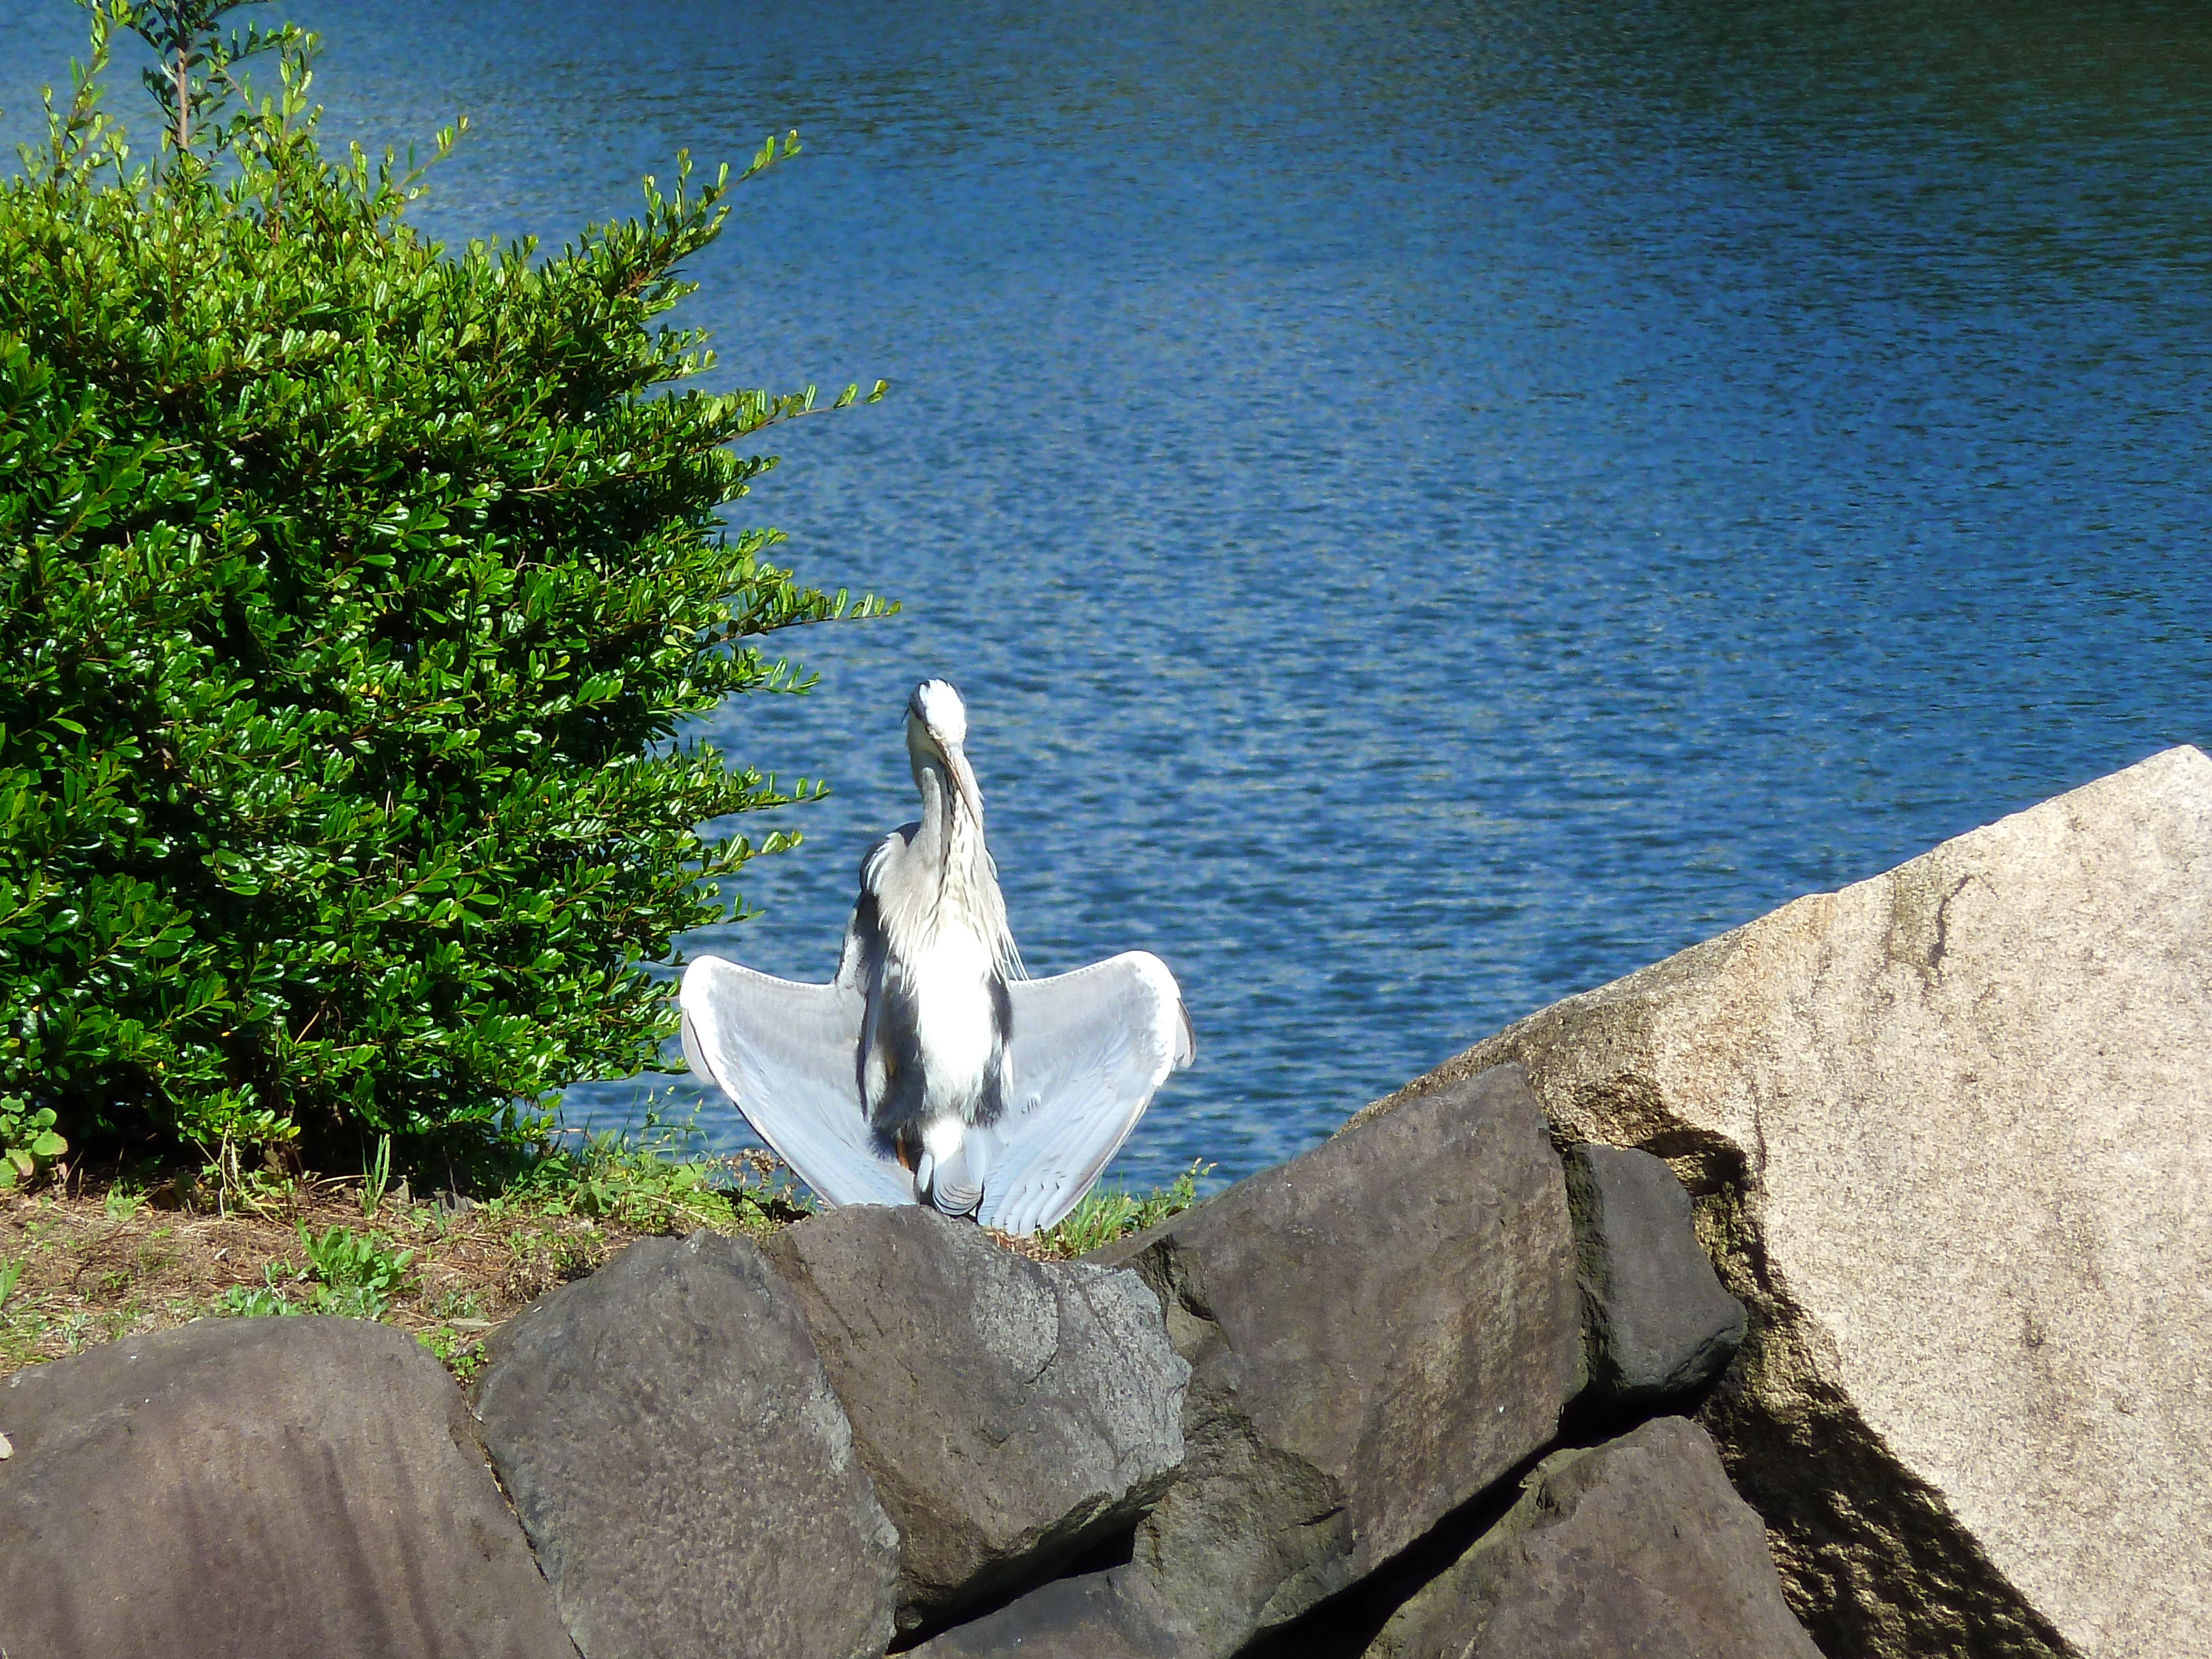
[763,1204,1186,1628]
[1093,1062,1582,1655]
[0,1316,577,1659]
[473,1230,899,1659]
[1566,1142,1744,1402]
[1365,1416,1820,1659]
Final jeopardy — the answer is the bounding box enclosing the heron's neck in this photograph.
[912,759,1019,978]
[915,758,987,890]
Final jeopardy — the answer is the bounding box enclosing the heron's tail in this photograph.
[914,1130,987,1218]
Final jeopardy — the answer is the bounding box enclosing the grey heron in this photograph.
[679,680,1194,1235]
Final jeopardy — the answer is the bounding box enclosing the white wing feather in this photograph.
[977,951,1194,1235]
[677,956,914,1208]
[680,950,1192,1234]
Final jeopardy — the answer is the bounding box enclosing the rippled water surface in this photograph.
[7,1,2208,1189]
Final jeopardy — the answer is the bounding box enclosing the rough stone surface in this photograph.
[1365,1416,1822,1659]
[1357,744,2212,1659]
[762,1204,1187,1626]
[472,1230,899,1659]
[1094,1063,1582,1656]
[907,1566,1204,1659]
[1566,1142,1744,1401]
[0,1316,577,1659]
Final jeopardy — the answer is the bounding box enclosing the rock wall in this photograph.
[3,747,2205,1659]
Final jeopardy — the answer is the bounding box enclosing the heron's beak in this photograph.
[947,747,985,825]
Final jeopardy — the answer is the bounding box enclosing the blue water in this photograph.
[6,1,2208,1191]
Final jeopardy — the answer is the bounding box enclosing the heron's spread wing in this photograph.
[979,952,1194,1236]
[678,956,914,1209]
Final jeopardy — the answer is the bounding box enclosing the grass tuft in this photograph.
[1035,1161,1213,1258]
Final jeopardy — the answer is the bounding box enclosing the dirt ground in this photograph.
[0,1173,708,1383]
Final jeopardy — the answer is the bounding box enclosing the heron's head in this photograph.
[906,679,983,822]
[907,679,968,750]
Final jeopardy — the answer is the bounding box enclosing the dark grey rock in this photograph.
[906,1566,1204,1659]
[472,1230,899,1659]
[1092,1063,1583,1656]
[0,1316,577,1659]
[763,1205,1187,1628]
[1565,1143,1745,1401]
[1364,1416,1822,1659]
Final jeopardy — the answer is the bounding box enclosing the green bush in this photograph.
[0,2,888,1175]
